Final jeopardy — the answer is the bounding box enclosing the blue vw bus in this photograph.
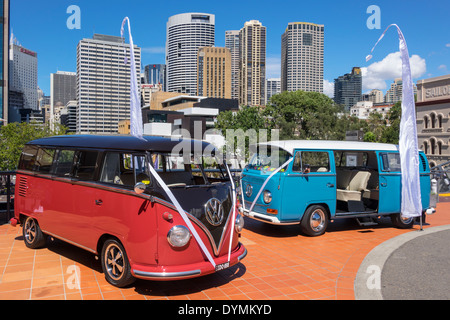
[240,140,436,236]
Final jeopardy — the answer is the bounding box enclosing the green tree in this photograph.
[366,111,386,142]
[363,131,377,142]
[215,106,270,162]
[380,101,401,144]
[264,90,345,140]
[0,121,69,171]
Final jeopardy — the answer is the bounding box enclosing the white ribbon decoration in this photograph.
[225,164,237,263]
[247,157,294,214]
[147,164,216,268]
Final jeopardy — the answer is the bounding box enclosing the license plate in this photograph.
[215,261,230,272]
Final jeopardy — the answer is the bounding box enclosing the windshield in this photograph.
[248,147,291,172]
[150,153,227,187]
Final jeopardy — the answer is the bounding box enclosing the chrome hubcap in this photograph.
[310,209,326,232]
[401,216,414,224]
[24,219,37,243]
[105,244,124,280]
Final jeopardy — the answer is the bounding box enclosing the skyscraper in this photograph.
[384,78,417,104]
[0,0,9,124]
[144,64,166,91]
[266,78,281,104]
[166,13,215,95]
[76,34,141,134]
[50,71,76,123]
[197,47,231,99]
[225,30,240,101]
[334,67,362,111]
[281,22,324,94]
[239,20,266,106]
[8,43,38,122]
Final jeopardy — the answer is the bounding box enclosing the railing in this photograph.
[0,171,15,224]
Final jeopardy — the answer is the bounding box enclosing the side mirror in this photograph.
[134,182,146,195]
[303,164,311,174]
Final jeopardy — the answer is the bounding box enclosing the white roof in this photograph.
[181,107,218,116]
[259,140,399,155]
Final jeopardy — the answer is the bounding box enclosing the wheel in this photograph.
[23,216,47,249]
[101,239,135,288]
[300,205,329,237]
[391,214,414,229]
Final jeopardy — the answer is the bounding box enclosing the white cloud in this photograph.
[141,47,166,54]
[438,64,448,71]
[361,51,426,91]
[266,56,281,79]
[323,80,334,98]
[446,43,450,48]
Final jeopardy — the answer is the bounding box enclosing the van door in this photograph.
[378,152,401,213]
[282,150,336,221]
[93,152,158,265]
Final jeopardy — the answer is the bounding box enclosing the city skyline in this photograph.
[10,0,450,99]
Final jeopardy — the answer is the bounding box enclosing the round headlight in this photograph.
[167,225,191,248]
[263,190,272,204]
[235,214,245,233]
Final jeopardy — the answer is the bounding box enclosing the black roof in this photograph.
[27,135,217,154]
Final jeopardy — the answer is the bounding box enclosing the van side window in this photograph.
[35,148,56,174]
[293,151,330,173]
[100,153,151,187]
[292,152,302,172]
[100,153,122,185]
[54,149,76,176]
[74,151,98,181]
[133,155,151,186]
[18,145,39,171]
[381,153,401,172]
[335,152,368,167]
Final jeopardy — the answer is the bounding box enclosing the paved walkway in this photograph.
[355,224,450,300]
[0,203,449,300]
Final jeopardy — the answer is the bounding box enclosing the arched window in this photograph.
[438,141,443,155]
[430,138,436,155]
[424,116,429,129]
[430,113,436,129]
[438,115,443,128]
[423,141,429,154]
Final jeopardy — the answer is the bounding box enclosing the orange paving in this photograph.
[1,202,449,300]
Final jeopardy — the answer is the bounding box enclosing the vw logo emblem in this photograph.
[205,198,224,227]
[245,184,253,197]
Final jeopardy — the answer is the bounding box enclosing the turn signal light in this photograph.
[266,209,278,215]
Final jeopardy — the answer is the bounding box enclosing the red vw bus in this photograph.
[11,135,246,287]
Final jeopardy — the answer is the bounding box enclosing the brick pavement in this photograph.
[0,202,449,300]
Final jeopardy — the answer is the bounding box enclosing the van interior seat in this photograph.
[363,172,379,200]
[336,169,371,202]
[116,172,135,186]
[157,171,194,186]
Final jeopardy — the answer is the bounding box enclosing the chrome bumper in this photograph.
[242,209,299,225]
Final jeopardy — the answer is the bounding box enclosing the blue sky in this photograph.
[10,0,450,97]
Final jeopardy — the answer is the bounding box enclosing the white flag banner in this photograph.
[367,24,422,218]
[121,17,143,138]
